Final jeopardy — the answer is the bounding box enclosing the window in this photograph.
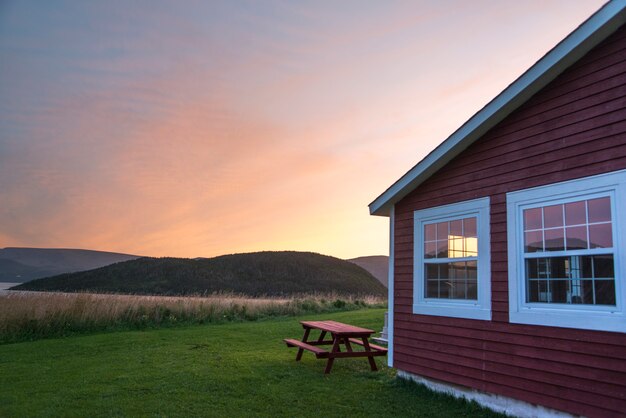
[413,197,491,320]
[523,197,615,305]
[424,217,478,300]
[507,170,626,333]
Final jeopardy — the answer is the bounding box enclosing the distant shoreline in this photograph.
[0,282,20,292]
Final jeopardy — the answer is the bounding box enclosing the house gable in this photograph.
[370,1,626,217]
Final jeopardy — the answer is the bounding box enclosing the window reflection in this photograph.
[523,197,612,252]
[424,217,478,259]
[448,235,478,258]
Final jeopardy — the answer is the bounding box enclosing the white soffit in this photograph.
[369,0,626,217]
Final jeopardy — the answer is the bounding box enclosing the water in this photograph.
[0,282,21,293]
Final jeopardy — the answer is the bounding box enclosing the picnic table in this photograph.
[284,320,387,374]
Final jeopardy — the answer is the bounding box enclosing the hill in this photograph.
[0,247,139,283]
[0,258,46,282]
[13,251,387,297]
[348,255,388,287]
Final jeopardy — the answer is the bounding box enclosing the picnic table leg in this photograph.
[296,327,311,361]
[324,336,341,374]
[324,357,335,374]
[343,337,353,352]
[317,331,327,343]
[362,338,378,371]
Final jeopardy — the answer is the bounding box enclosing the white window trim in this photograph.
[413,197,491,320]
[507,169,626,333]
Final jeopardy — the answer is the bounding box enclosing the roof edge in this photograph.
[369,1,626,217]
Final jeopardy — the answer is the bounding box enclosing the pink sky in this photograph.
[0,1,605,258]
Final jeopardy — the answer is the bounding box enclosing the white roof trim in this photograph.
[369,0,626,217]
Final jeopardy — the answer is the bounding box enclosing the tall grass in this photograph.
[0,291,386,344]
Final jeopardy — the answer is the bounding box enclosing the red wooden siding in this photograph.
[393,24,626,418]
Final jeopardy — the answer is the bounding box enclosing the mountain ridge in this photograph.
[348,255,388,287]
[0,247,140,282]
[13,251,387,297]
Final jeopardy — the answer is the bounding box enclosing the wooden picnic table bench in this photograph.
[284,320,387,374]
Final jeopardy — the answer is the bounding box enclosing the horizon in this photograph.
[0,1,604,259]
[0,245,389,260]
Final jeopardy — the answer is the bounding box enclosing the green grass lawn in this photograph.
[0,309,502,417]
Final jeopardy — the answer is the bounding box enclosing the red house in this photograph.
[369,2,626,417]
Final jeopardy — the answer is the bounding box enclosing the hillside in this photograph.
[0,258,46,282]
[0,247,139,283]
[348,256,388,287]
[13,251,387,297]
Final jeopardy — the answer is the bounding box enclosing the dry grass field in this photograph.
[0,291,385,343]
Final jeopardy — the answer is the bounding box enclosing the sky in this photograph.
[0,0,606,259]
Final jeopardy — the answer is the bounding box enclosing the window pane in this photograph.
[436,240,448,258]
[543,204,563,228]
[464,217,477,237]
[550,280,569,303]
[544,228,565,251]
[449,262,466,299]
[426,280,439,298]
[537,280,549,302]
[424,261,477,300]
[565,200,586,226]
[436,222,448,241]
[439,281,450,298]
[450,219,463,236]
[425,264,440,298]
[524,207,542,230]
[566,226,587,250]
[426,264,439,280]
[448,238,464,258]
[588,197,611,223]
[424,242,437,259]
[466,261,477,279]
[466,281,477,300]
[438,263,449,279]
[577,280,594,304]
[448,262,465,280]
[524,230,543,252]
[526,258,540,279]
[446,279,461,299]
[589,223,612,248]
[464,237,478,257]
[593,255,614,278]
[525,255,615,306]
[426,217,480,259]
[595,280,616,305]
[424,224,436,241]
[524,198,613,250]
[527,279,540,303]
[549,257,568,278]
[581,255,592,279]
[527,279,550,303]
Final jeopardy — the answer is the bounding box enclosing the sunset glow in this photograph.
[0,1,604,258]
